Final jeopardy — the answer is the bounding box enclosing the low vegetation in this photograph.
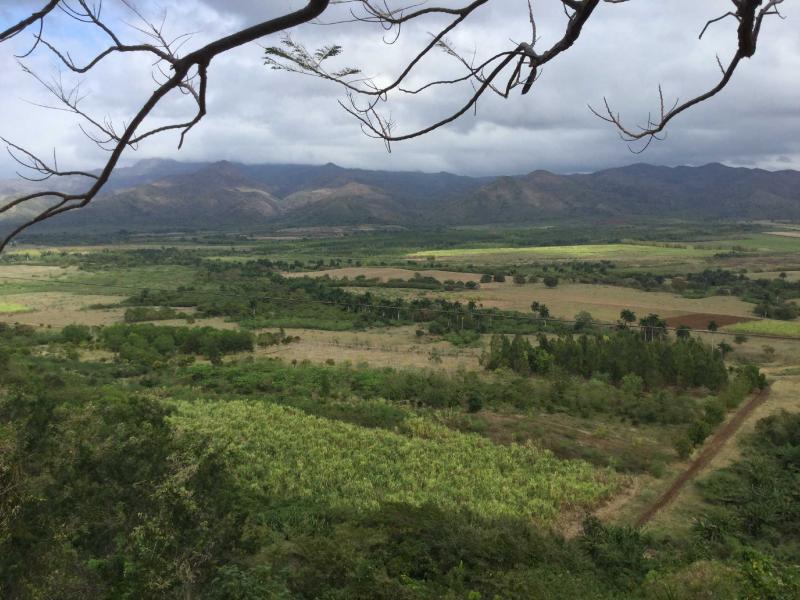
[1,223,798,598]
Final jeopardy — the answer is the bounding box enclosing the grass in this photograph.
[410,243,718,262]
[172,400,620,525]
[0,292,125,327]
[693,233,800,254]
[348,278,755,322]
[724,319,800,338]
[0,302,30,314]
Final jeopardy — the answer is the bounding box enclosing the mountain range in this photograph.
[1,159,799,232]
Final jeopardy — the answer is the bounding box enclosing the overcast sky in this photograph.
[1,0,798,178]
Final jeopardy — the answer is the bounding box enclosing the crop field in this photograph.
[723,318,800,338]
[694,232,800,253]
[410,243,718,264]
[0,302,29,314]
[172,400,621,524]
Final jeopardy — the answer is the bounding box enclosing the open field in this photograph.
[342,274,757,323]
[0,292,125,327]
[694,232,800,253]
[250,325,483,371]
[766,230,800,238]
[0,265,75,279]
[173,400,621,525]
[747,269,800,282]
[410,243,718,264]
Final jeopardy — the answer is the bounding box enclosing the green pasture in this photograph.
[724,319,800,338]
[410,243,717,262]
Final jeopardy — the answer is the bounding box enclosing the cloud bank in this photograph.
[1,0,798,178]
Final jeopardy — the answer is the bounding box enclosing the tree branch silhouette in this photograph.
[0,0,788,248]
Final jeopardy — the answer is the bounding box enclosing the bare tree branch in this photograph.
[0,0,331,250]
[591,0,785,150]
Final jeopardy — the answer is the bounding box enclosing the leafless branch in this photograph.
[592,0,785,150]
[0,0,789,247]
[0,0,331,250]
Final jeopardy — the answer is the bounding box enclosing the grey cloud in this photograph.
[0,0,798,179]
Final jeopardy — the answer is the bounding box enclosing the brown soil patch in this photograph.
[766,231,800,238]
[0,265,75,279]
[664,313,754,329]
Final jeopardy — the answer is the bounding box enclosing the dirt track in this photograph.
[635,388,769,528]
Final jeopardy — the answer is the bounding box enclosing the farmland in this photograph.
[173,401,620,524]
[1,222,799,599]
[724,318,800,338]
[410,242,718,263]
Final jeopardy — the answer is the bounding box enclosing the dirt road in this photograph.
[635,388,769,528]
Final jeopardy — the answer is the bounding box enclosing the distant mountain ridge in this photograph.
[1,159,799,232]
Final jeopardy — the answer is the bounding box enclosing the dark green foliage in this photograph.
[100,323,253,366]
[697,411,800,552]
[61,323,93,344]
[581,516,651,588]
[543,275,559,288]
[0,365,253,599]
[124,306,180,322]
[483,330,728,391]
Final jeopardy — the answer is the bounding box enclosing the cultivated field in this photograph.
[410,243,718,265]
[724,319,800,338]
[173,400,621,525]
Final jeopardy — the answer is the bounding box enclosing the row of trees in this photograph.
[100,324,253,366]
[482,330,729,390]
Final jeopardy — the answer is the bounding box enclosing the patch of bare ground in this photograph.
[144,317,239,330]
[247,325,484,371]
[0,265,75,279]
[747,270,800,282]
[766,230,800,238]
[0,293,126,327]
